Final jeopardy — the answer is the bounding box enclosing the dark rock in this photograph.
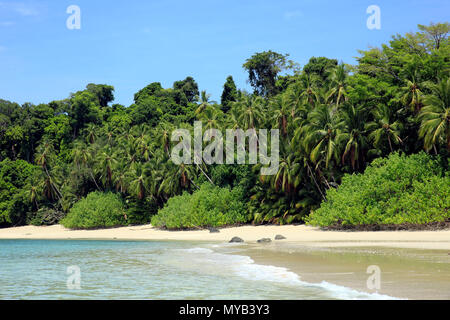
[257,238,272,243]
[275,235,286,240]
[229,237,244,243]
[209,228,220,233]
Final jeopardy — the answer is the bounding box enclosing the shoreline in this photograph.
[1,224,449,300]
[0,224,450,250]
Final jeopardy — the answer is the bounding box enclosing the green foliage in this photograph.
[303,57,338,83]
[0,22,448,231]
[0,159,40,226]
[60,192,127,229]
[221,76,238,112]
[306,153,449,227]
[151,183,248,230]
[243,51,294,97]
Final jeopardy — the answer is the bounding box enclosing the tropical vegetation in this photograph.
[0,22,448,229]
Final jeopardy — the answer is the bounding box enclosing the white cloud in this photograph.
[284,10,303,20]
[0,2,39,17]
[0,21,15,27]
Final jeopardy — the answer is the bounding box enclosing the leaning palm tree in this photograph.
[418,78,450,152]
[366,104,403,153]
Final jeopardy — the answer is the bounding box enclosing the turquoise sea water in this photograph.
[0,239,395,300]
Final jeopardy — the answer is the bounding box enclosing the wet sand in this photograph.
[240,243,450,300]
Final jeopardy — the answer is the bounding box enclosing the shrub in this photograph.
[60,192,127,229]
[306,152,450,227]
[151,183,249,229]
[29,207,65,226]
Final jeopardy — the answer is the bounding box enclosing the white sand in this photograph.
[0,224,449,250]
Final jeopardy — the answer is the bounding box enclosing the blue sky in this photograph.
[0,0,448,107]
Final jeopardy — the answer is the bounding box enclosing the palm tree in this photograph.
[35,142,63,201]
[128,162,151,200]
[72,142,101,190]
[198,105,222,131]
[195,91,216,115]
[84,124,98,144]
[235,95,264,130]
[95,147,118,189]
[339,104,370,170]
[271,146,301,194]
[298,73,319,106]
[401,72,424,113]
[270,95,290,137]
[366,104,403,153]
[154,122,174,155]
[418,78,450,152]
[326,64,348,107]
[297,104,345,169]
[113,161,129,194]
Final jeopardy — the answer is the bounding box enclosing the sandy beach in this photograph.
[0,224,449,250]
[1,224,449,300]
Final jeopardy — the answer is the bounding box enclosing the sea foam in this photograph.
[175,247,401,300]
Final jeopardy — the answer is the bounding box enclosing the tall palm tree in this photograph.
[84,124,98,144]
[339,104,370,170]
[195,91,216,115]
[326,64,349,107]
[198,105,222,131]
[154,122,174,155]
[72,142,101,190]
[271,146,301,195]
[95,147,118,189]
[366,104,403,153]
[35,142,63,201]
[235,95,264,130]
[297,104,345,169]
[418,78,450,152]
[113,161,129,194]
[128,162,151,201]
[401,72,424,113]
[298,73,319,106]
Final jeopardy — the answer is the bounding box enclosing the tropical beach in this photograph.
[0,1,449,303]
[0,225,449,300]
[0,224,450,250]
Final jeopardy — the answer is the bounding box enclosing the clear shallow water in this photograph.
[0,240,395,300]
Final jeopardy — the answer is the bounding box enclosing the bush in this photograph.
[29,207,65,226]
[61,192,127,229]
[151,183,249,229]
[306,152,450,227]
